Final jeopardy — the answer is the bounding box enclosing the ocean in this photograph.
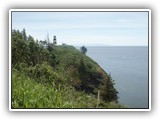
[85,46,148,108]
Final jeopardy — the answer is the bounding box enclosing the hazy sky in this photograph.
[12,11,148,46]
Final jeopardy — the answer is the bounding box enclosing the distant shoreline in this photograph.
[75,45,148,47]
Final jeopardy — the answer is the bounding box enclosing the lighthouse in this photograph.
[53,35,57,45]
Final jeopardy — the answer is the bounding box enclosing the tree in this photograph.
[12,29,28,65]
[99,74,118,102]
[80,46,87,54]
[22,28,27,41]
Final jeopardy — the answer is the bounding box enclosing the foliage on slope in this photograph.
[11,29,122,108]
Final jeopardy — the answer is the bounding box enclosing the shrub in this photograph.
[27,62,58,84]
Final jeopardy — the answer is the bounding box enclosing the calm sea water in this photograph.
[85,46,148,108]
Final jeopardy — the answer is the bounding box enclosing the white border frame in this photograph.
[9,9,151,111]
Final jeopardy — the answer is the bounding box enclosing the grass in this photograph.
[12,69,97,108]
[12,69,126,108]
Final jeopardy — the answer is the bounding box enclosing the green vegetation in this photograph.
[11,29,125,108]
[80,45,87,54]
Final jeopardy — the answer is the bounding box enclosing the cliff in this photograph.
[54,45,118,102]
[11,29,122,108]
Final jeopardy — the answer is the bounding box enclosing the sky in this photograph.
[12,11,148,46]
